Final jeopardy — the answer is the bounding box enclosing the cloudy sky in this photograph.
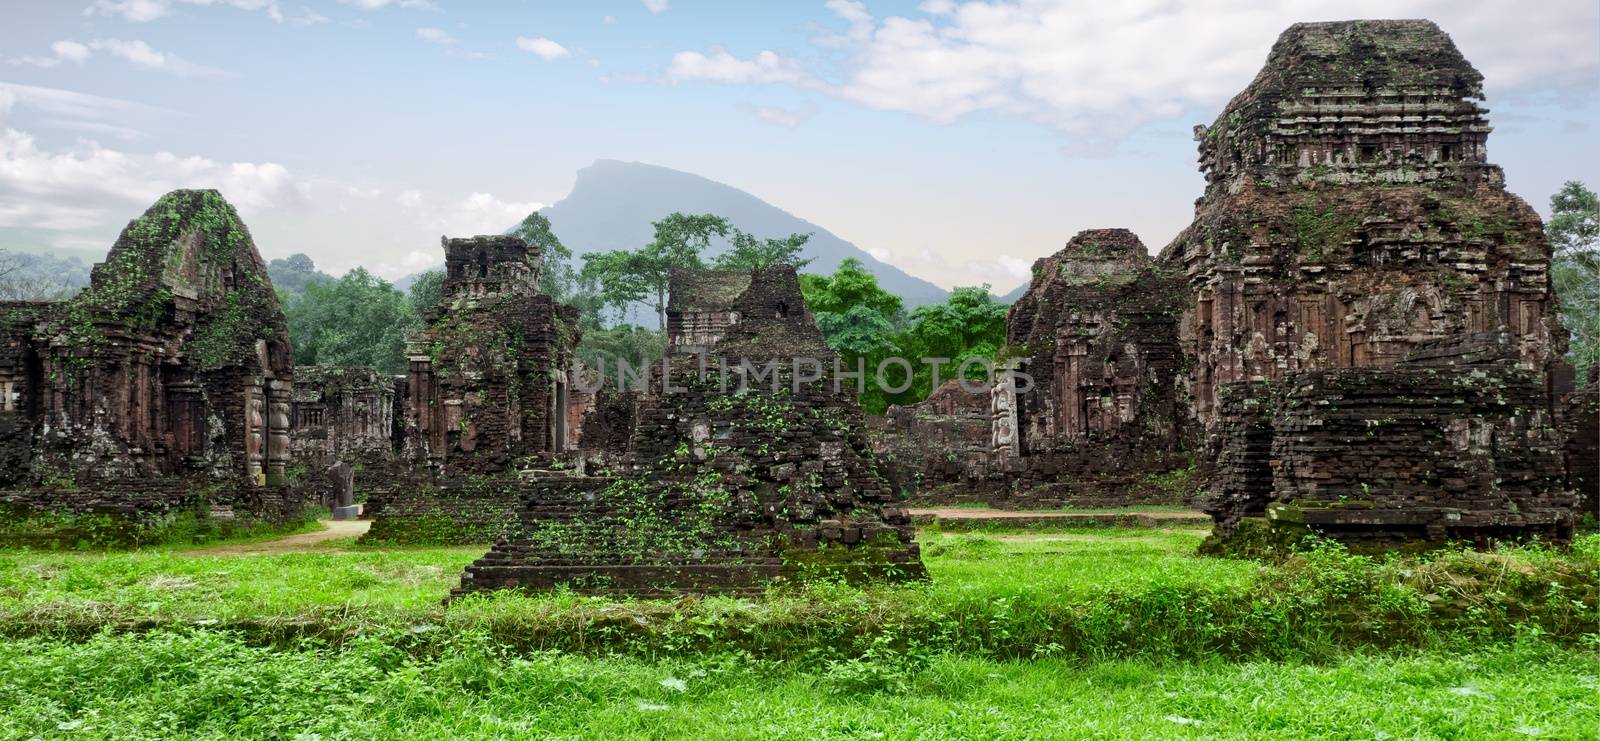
[1,0,1596,288]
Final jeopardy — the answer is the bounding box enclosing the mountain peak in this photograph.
[536,161,950,308]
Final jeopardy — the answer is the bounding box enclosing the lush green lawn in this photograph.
[0,631,1593,739]
[1,529,1595,663]
[0,528,1595,737]
[0,528,1256,625]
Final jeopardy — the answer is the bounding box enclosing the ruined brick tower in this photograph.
[0,190,305,542]
[1166,21,1575,547]
[457,265,925,596]
[403,234,580,470]
[1001,229,1193,484]
[1163,20,1566,423]
[1,190,295,484]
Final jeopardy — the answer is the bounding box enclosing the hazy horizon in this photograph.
[2,0,1596,291]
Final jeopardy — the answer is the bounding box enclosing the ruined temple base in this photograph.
[451,467,927,600]
[1202,366,1577,553]
[0,474,313,549]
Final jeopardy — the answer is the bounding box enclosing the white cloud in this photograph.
[641,0,668,14]
[10,39,228,77]
[960,254,1031,284]
[0,92,546,281]
[865,246,892,261]
[9,41,91,69]
[666,48,809,84]
[85,0,285,23]
[669,0,1600,139]
[753,104,817,128]
[287,6,329,25]
[603,15,617,25]
[90,39,230,77]
[516,36,570,60]
[335,0,435,10]
[0,126,307,233]
[415,27,457,45]
[0,81,175,123]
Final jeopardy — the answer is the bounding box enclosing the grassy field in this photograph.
[1,632,1594,739]
[0,527,1595,737]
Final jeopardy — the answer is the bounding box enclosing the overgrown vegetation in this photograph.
[0,632,1592,739]
[1547,180,1599,383]
[2,529,1593,662]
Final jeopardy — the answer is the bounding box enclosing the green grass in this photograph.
[0,529,1595,737]
[1,529,1594,663]
[0,631,1593,739]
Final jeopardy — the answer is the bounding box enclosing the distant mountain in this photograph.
[534,160,950,309]
[997,281,1029,303]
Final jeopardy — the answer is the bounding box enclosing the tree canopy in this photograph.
[1548,180,1599,383]
[283,267,417,375]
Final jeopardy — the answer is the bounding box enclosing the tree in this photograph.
[266,253,334,294]
[0,249,87,301]
[579,212,730,330]
[799,258,907,412]
[712,230,813,271]
[801,258,904,355]
[1548,181,1600,383]
[891,285,1009,405]
[511,212,577,299]
[284,268,416,374]
[408,269,445,317]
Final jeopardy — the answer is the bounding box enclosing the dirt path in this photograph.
[909,507,1211,530]
[910,507,1203,521]
[183,519,371,556]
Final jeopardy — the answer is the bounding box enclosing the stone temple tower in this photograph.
[1162,19,1568,427]
[1165,20,1575,547]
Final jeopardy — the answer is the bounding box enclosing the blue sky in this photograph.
[1,0,1596,289]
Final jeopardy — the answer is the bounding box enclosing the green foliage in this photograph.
[579,212,731,329]
[511,212,578,299]
[1292,200,1357,260]
[800,260,1006,412]
[711,230,813,271]
[0,529,1596,736]
[4,528,1594,664]
[407,269,445,317]
[1547,180,1599,383]
[284,267,416,374]
[265,253,334,293]
[578,324,666,373]
[0,504,316,550]
[0,632,1592,738]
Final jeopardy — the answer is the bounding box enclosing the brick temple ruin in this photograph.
[0,190,306,544]
[871,20,1587,549]
[360,234,584,544]
[1160,20,1578,547]
[289,365,396,468]
[457,265,925,596]
[1,19,1591,563]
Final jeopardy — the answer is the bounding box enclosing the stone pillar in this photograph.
[991,360,1021,458]
[328,460,357,520]
[245,384,266,485]
[265,378,291,486]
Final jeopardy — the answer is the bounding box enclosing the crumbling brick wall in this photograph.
[1559,381,1599,520]
[289,365,395,468]
[402,235,581,471]
[457,266,925,597]
[1003,229,1194,490]
[1164,21,1576,547]
[1160,21,1567,430]
[0,190,307,540]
